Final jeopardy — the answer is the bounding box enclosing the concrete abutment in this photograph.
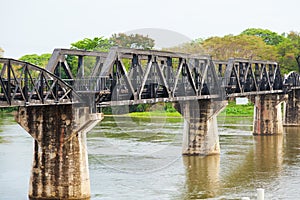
[16,105,103,200]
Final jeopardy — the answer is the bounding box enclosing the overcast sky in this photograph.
[1,0,300,58]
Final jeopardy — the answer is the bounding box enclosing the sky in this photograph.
[1,0,300,58]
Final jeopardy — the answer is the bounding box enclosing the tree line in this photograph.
[166,28,300,74]
[2,28,299,74]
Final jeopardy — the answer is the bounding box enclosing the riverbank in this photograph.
[220,101,254,117]
[125,101,254,118]
[0,101,254,117]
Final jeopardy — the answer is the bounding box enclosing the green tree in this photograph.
[68,36,113,77]
[19,53,52,68]
[287,31,300,72]
[241,28,285,46]
[110,33,155,50]
[202,34,278,61]
[241,29,300,73]
[276,31,300,73]
[70,36,113,52]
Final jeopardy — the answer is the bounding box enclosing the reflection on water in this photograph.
[284,127,300,166]
[182,155,220,199]
[254,135,284,172]
[1,114,300,199]
[180,132,285,199]
[221,134,284,197]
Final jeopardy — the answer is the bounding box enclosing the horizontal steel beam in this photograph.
[98,94,221,107]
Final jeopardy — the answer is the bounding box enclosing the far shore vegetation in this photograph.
[102,101,254,118]
[0,100,255,117]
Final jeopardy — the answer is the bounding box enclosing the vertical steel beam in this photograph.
[78,55,84,78]
[7,59,11,105]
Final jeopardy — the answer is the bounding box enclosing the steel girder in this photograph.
[0,58,77,107]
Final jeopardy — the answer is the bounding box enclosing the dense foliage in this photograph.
[241,28,285,45]
[202,34,278,61]
[241,29,300,73]
[110,33,155,50]
[70,37,112,52]
[70,33,155,51]
[19,53,52,68]
[163,28,300,74]
[202,28,300,74]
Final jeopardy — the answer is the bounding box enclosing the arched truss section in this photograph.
[98,47,222,105]
[219,58,283,95]
[284,71,300,87]
[0,58,78,107]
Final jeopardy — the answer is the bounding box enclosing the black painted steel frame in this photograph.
[0,58,77,107]
[1,47,300,107]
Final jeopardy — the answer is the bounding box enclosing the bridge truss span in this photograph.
[284,71,300,90]
[215,58,284,97]
[0,58,78,107]
[3,47,300,108]
[98,47,222,106]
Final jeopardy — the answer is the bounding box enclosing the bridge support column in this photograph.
[284,89,300,126]
[253,94,284,135]
[176,100,227,156]
[16,105,103,200]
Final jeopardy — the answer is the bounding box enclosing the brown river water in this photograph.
[1,114,300,199]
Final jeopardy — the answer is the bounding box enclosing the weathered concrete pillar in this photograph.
[176,100,227,156]
[284,89,300,126]
[16,105,103,200]
[253,94,284,135]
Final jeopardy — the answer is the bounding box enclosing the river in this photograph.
[1,113,300,199]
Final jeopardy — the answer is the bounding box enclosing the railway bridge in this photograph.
[1,47,300,200]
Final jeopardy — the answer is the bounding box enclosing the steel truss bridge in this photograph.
[0,47,299,108]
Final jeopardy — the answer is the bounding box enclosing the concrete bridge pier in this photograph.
[175,100,227,156]
[16,105,103,200]
[284,89,300,126]
[253,94,284,135]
